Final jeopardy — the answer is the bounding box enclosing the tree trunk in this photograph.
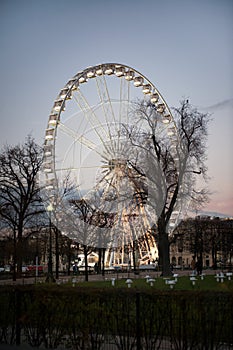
[102,248,105,276]
[17,225,23,279]
[13,230,17,281]
[157,217,173,276]
[84,245,88,282]
[158,233,172,276]
[98,248,102,274]
[55,228,59,279]
[132,241,137,272]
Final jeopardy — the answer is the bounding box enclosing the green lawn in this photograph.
[68,274,233,291]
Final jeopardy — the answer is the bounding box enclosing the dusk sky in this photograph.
[0,0,232,216]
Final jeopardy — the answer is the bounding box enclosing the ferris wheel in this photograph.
[42,63,184,265]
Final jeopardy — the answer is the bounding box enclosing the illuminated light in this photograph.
[167,127,176,136]
[45,129,54,140]
[190,276,197,285]
[79,75,87,84]
[48,114,58,126]
[134,76,144,87]
[125,69,134,81]
[46,179,55,190]
[65,92,72,100]
[67,78,77,89]
[104,65,114,75]
[167,280,176,289]
[44,168,52,173]
[59,88,69,99]
[44,145,53,156]
[87,70,96,78]
[44,162,53,173]
[126,279,133,288]
[172,211,179,215]
[69,79,79,90]
[96,67,103,75]
[142,84,152,94]
[115,66,125,77]
[150,93,159,103]
[157,103,165,113]
[162,114,171,124]
[72,83,79,91]
[53,99,65,112]
[148,278,155,287]
[46,185,54,190]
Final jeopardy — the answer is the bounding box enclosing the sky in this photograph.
[0,0,232,216]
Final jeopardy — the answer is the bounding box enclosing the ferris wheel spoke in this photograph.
[95,75,118,145]
[118,77,131,149]
[58,122,108,160]
[128,219,138,242]
[96,75,117,123]
[104,173,119,197]
[55,165,103,172]
[121,78,131,123]
[139,207,151,231]
[97,172,117,201]
[73,90,110,148]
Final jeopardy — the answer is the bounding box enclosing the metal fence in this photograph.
[0,286,232,349]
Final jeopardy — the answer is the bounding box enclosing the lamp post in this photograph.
[46,203,55,283]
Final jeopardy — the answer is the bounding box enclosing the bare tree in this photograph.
[0,136,43,279]
[69,198,114,280]
[69,198,97,281]
[124,99,210,275]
